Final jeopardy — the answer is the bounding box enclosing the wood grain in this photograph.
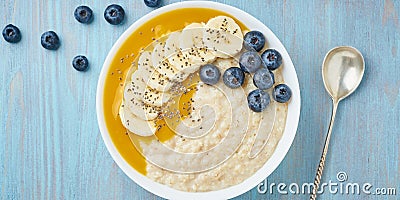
[0,0,399,199]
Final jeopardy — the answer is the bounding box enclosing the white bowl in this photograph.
[96,1,300,199]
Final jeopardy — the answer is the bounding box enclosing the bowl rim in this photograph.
[96,1,301,199]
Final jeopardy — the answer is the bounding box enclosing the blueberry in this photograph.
[223,67,245,89]
[239,51,262,73]
[199,64,220,85]
[273,84,292,103]
[261,49,282,71]
[247,89,270,112]
[253,68,275,90]
[144,0,161,7]
[2,24,21,43]
[104,4,125,25]
[72,55,89,72]
[74,5,93,24]
[244,31,265,52]
[41,31,60,50]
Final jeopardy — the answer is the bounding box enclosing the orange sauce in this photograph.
[103,8,247,175]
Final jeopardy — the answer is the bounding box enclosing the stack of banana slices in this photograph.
[120,16,243,136]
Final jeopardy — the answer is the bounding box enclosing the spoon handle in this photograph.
[310,99,339,200]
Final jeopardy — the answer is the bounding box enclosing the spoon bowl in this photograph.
[322,46,365,101]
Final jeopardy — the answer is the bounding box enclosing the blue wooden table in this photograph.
[1,0,399,199]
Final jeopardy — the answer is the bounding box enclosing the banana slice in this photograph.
[156,59,190,82]
[164,31,181,64]
[124,70,147,102]
[131,69,172,107]
[151,39,188,82]
[138,51,173,92]
[203,16,243,58]
[152,41,166,69]
[119,104,156,137]
[173,70,191,82]
[143,87,171,107]
[180,23,216,65]
[165,31,200,74]
[180,23,205,50]
[213,57,239,71]
[123,96,160,121]
[124,69,166,120]
[138,51,155,78]
[141,69,173,92]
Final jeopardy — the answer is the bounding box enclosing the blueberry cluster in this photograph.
[2,1,162,72]
[199,30,292,112]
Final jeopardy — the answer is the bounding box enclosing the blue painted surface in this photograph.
[0,0,399,199]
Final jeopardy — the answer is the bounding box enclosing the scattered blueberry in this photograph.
[199,64,220,85]
[144,0,161,7]
[244,31,265,52]
[72,55,89,72]
[223,67,245,89]
[2,24,21,43]
[261,49,282,71]
[104,4,125,25]
[253,68,275,90]
[74,5,94,24]
[247,89,270,112]
[41,31,60,50]
[239,51,262,73]
[273,84,292,103]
